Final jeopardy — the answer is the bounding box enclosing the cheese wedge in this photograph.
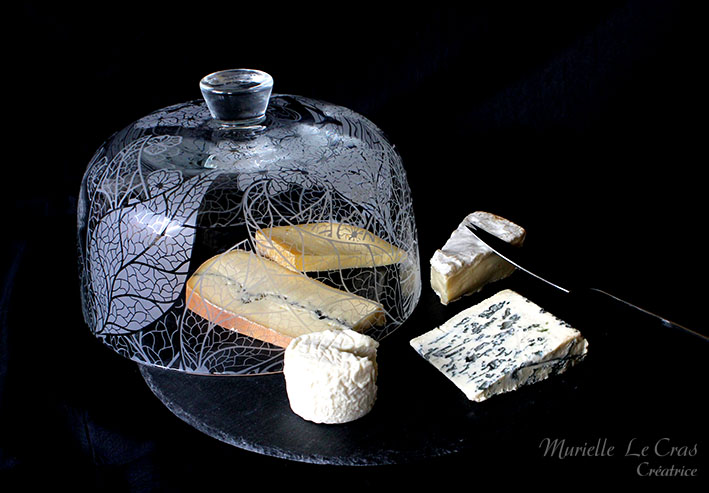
[186,250,385,348]
[430,211,525,304]
[284,329,379,424]
[254,222,406,272]
[410,289,588,402]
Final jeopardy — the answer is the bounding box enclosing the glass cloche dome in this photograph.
[77,69,421,375]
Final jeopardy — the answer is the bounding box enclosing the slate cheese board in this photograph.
[137,272,707,466]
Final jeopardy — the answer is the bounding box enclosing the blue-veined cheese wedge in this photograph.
[186,250,385,348]
[410,289,588,402]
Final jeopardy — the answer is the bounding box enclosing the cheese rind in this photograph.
[284,329,379,424]
[254,222,406,272]
[430,211,525,304]
[186,250,385,348]
[410,289,588,402]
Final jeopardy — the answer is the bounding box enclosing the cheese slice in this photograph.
[284,329,378,424]
[430,211,525,304]
[254,222,406,272]
[410,289,588,402]
[186,250,385,348]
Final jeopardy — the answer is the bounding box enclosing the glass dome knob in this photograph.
[199,69,274,125]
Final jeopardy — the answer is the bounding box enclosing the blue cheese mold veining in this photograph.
[410,289,588,402]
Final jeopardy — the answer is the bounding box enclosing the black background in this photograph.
[3,1,706,489]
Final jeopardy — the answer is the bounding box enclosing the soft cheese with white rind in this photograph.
[284,329,379,424]
[430,211,525,304]
[410,289,588,402]
[186,250,385,348]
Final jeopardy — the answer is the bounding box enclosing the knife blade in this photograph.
[464,222,708,342]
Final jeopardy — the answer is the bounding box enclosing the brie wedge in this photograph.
[410,289,588,402]
[284,329,378,424]
[430,211,525,304]
[186,250,385,348]
[254,222,406,272]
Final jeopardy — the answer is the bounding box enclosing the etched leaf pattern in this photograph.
[88,169,216,334]
[79,95,420,375]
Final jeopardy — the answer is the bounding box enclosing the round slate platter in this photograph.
[137,276,637,466]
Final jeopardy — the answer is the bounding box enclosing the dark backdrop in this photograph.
[3,1,705,489]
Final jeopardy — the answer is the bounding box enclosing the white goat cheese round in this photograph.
[284,329,378,424]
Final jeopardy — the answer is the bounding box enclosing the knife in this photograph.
[464,222,708,342]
